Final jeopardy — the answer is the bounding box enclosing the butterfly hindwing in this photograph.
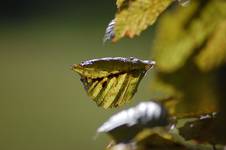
[72,57,155,108]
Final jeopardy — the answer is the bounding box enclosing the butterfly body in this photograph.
[72,57,155,108]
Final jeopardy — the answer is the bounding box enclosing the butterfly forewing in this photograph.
[72,57,155,108]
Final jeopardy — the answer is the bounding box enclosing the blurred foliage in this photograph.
[149,0,226,147]
[106,128,190,150]
[152,0,226,73]
[195,20,226,72]
[178,112,219,144]
[100,103,222,150]
[101,0,226,149]
[150,0,226,115]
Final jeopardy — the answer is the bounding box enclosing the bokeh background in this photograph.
[0,1,155,150]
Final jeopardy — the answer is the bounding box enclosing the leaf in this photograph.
[178,113,218,144]
[106,127,193,150]
[100,103,222,150]
[153,63,219,115]
[116,0,126,9]
[112,0,173,41]
[97,101,169,142]
[149,0,226,116]
[195,20,226,72]
[152,0,226,73]
[135,128,190,150]
[72,57,155,109]
[176,112,226,146]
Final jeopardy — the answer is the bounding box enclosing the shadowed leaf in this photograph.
[176,112,226,147]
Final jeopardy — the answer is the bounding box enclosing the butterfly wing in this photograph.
[72,57,155,108]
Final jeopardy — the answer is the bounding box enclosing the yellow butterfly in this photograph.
[72,57,155,109]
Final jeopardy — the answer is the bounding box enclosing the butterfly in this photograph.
[72,57,155,109]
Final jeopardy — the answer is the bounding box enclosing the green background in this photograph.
[0,1,155,150]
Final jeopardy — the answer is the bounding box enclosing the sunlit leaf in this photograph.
[72,57,155,108]
[116,0,126,9]
[112,0,173,41]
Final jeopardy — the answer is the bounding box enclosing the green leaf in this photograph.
[149,0,226,116]
[112,0,173,41]
[195,20,226,72]
[152,0,226,73]
[176,112,226,146]
[72,57,155,109]
[135,128,189,150]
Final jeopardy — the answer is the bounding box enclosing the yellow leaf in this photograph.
[72,57,155,108]
[113,0,173,41]
[116,0,125,8]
